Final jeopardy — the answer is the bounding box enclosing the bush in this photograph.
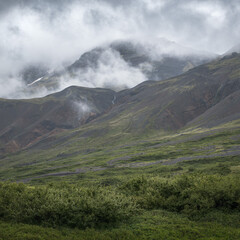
[0,183,136,229]
[1,173,239,229]
[120,174,240,216]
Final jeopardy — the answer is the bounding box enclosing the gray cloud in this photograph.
[0,0,238,53]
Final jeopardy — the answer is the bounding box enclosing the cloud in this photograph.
[73,100,92,120]
[9,47,147,99]
[57,48,147,92]
[0,0,240,98]
[0,76,25,99]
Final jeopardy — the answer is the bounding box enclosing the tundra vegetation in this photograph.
[1,126,240,239]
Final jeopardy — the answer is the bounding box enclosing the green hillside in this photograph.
[0,53,240,239]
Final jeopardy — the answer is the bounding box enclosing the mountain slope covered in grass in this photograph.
[0,51,240,240]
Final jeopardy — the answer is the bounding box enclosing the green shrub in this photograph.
[0,183,136,229]
[120,174,240,216]
[1,174,239,229]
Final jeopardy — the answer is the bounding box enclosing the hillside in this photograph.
[0,52,239,184]
[0,87,115,154]
[1,53,240,156]
[105,52,240,132]
[0,47,240,240]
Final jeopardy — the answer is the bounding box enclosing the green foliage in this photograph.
[120,174,240,216]
[0,183,136,229]
[209,163,232,175]
[1,210,240,240]
[0,173,240,239]
[1,173,240,231]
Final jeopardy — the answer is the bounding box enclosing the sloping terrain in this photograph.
[0,87,115,154]
[0,52,239,183]
[187,89,240,127]
[89,52,240,134]
[0,52,240,240]
[1,52,240,156]
[20,65,49,84]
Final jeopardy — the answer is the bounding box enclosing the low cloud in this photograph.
[73,101,92,120]
[0,76,25,99]
[59,48,147,91]
[7,47,147,99]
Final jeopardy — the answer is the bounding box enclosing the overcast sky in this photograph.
[0,0,239,97]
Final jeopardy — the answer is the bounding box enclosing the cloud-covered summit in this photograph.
[0,0,239,98]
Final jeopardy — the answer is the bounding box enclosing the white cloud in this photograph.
[184,2,227,28]
[141,0,167,11]
[73,101,92,120]
[59,48,147,91]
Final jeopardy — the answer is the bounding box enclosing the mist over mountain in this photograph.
[20,65,49,84]
[0,0,240,99]
[18,39,215,98]
[0,52,240,155]
[2,38,218,99]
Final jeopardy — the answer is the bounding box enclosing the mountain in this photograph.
[25,39,216,95]
[68,40,213,80]
[0,52,239,156]
[187,89,240,128]
[88,53,240,135]
[0,87,115,154]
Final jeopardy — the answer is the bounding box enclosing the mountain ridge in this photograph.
[24,39,216,96]
[0,52,239,156]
